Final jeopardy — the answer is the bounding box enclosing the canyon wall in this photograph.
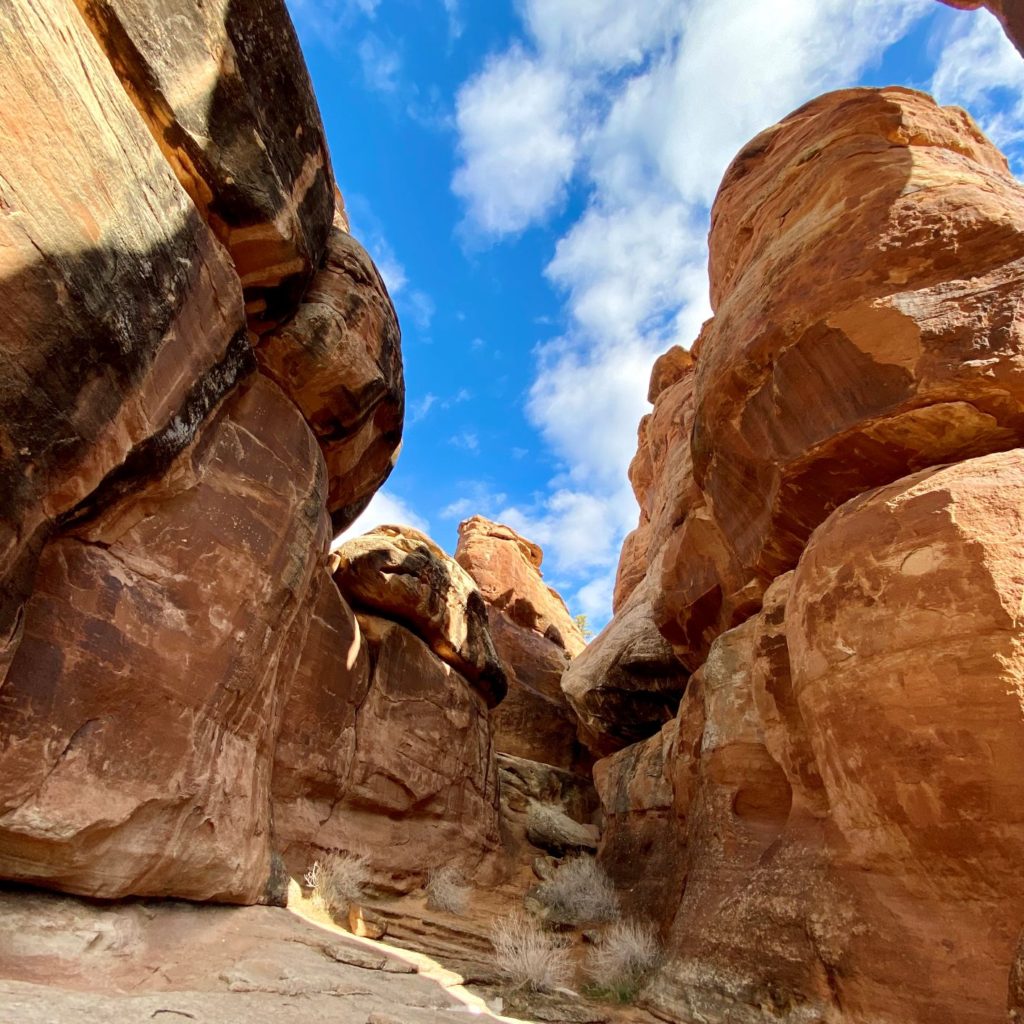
[0,0,402,904]
[589,86,1024,1024]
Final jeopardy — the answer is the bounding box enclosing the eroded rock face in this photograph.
[593,87,1024,1024]
[0,377,328,902]
[257,227,404,531]
[74,0,336,329]
[0,0,403,905]
[0,0,249,670]
[454,516,587,770]
[455,516,584,655]
[279,613,501,892]
[334,526,507,707]
[664,87,1024,665]
[562,565,687,755]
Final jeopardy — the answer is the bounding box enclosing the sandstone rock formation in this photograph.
[334,525,506,706]
[0,0,402,904]
[455,516,589,770]
[590,87,1024,1024]
[661,86,1024,667]
[277,526,507,892]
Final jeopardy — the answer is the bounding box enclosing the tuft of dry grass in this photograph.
[426,866,469,915]
[535,855,618,925]
[585,919,660,1001]
[304,850,370,918]
[491,910,572,992]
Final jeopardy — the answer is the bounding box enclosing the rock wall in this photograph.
[591,87,1024,1024]
[0,0,402,903]
[454,516,590,771]
[272,526,505,892]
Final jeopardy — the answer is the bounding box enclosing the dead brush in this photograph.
[303,850,370,918]
[426,866,470,915]
[490,910,572,992]
[584,918,661,1003]
[535,854,618,925]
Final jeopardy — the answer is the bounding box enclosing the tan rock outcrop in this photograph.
[0,0,249,672]
[275,613,502,892]
[454,516,587,770]
[0,0,404,905]
[257,227,404,530]
[592,87,1024,1024]
[455,516,585,655]
[334,526,507,707]
[661,87,1024,666]
[73,0,336,330]
[0,377,328,902]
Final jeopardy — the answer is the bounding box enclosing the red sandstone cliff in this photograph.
[589,86,1024,1024]
[0,0,401,904]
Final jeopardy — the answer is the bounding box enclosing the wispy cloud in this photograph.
[359,34,402,93]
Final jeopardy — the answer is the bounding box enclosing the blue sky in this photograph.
[288,0,1024,630]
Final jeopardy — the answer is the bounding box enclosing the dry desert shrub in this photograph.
[304,850,370,918]
[426,866,469,915]
[535,854,618,925]
[585,919,660,1002]
[491,910,572,992]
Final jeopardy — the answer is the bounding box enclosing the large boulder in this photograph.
[661,87,1024,666]
[590,87,1024,1024]
[455,516,585,655]
[562,561,687,754]
[334,526,507,706]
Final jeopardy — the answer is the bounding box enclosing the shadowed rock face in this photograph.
[454,516,590,771]
[72,0,336,330]
[0,0,403,903]
[591,87,1024,1024]
[257,226,404,531]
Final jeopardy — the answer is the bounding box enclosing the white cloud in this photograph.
[449,431,480,453]
[332,490,430,547]
[359,34,402,94]
[450,0,935,623]
[405,290,435,331]
[521,0,677,71]
[409,393,438,424]
[452,47,579,235]
[930,9,1024,157]
[442,0,463,40]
